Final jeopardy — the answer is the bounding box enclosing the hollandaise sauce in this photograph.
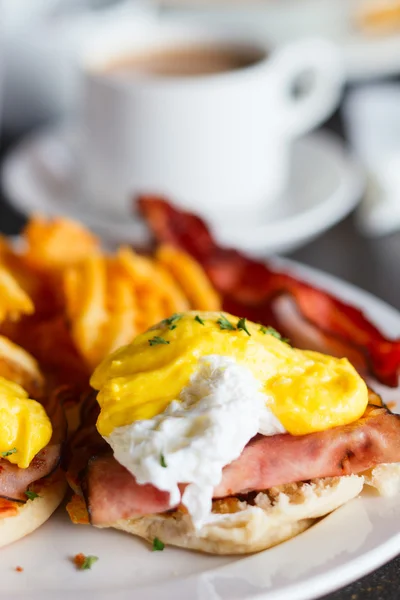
[0,377,52,468]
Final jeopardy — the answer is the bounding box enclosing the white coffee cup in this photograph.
[80,20,343,225]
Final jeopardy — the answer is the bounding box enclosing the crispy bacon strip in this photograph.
[139,197,400,387]
[0,387,67,503]
[83,404,400,526]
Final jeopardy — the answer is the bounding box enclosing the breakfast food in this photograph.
[0,336,66,547]
[66,311,400,554]
[0,207,400,555]
[0,216,220,391]
[139,196,400,387]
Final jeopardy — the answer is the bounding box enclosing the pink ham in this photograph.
[0,445,62,502]
[83,455,171,525]
[85,405,400,526]
[0,387,67,502]
[214,405,400,497]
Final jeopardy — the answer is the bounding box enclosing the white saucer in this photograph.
[1,125,364,255]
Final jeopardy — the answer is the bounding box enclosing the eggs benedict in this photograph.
[67,312,400,554]
[0,336,66,547]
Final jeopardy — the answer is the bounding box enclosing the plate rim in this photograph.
[1,257,399,600]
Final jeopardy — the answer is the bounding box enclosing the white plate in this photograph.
[1,259,400,600]
[1,125,364,256]
[165,0,400,82]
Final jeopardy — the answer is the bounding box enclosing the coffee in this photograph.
[101,44,265,78]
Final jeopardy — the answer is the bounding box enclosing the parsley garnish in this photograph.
[194,315,205,325]
[163,313,182,330]
[1,448,17,458]
[237,317,251,336]
[152,537,165,551]
[160,454,167,468]
[80,555,99,570]
[25,490,40,501]
[149,336,170,346]
[259,325,290,344]
[217,315,235,331]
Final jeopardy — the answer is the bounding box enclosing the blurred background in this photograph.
[1,4,400,597]
[1,0,400,301]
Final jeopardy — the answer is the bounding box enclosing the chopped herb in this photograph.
[237,317,251,336]
[163,313,182,329]
[74,554,99,570]
[168,313,182,324]
[25,490,40,501]
[160,454,167,468]
[217,315,236,331]
[1,448,17,458]
[149,336,170,346]
[194,315,205,325]
[81,555,98,570]
[259,325,290,344]
[152,537,165,552]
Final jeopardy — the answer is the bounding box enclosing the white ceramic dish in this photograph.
[0,258,400,600]
[166,0,400,82]
[1,125,364,256]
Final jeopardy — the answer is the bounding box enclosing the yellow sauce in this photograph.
[0,377,52,468]
[91,311,368,437]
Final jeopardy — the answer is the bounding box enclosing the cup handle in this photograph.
[272,39,344,138]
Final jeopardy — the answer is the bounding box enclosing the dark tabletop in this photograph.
[0,97,399,600]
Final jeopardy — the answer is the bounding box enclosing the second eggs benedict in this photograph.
[0,336,67,548]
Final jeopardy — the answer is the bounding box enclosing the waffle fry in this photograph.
[101,258,137,358]
[64,255,138,368]
[156,244,220,310]
[23,216,100,270]
[117,247,190,329]
[0,215,221,376]
[64,256,108,369]
[0,266,34,323]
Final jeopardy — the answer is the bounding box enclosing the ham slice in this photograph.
[214,405,400,497]
[0,387,67,502]
[84,404,400,526]
[0,445,62,502]
[83,455,171,525]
